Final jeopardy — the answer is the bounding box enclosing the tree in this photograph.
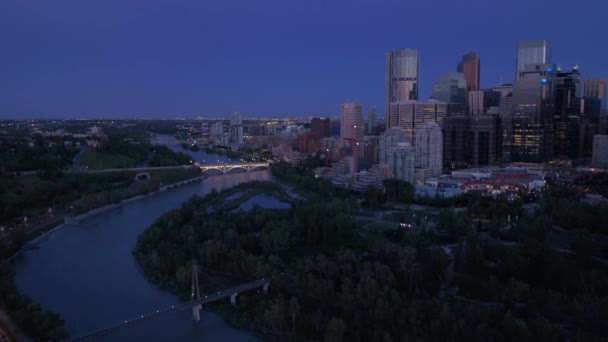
[289,297,300,333]
[325,317,345,342]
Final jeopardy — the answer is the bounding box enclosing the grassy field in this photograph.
[80,150,136,169]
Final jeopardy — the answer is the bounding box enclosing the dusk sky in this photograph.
[0,0,606,118]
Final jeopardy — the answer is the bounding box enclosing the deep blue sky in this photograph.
[0,0,606,118]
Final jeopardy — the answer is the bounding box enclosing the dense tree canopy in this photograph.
[135,178,608,341]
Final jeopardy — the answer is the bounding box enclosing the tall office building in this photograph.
[468,89,501,116]
[493,84,514,162]
[415,122,443,180]
[367,107,377,134]
[442,114,501,168]
[553,67,582,159]
[388,100,447,144]
[431,73,467,114]
[340,103,364,142]
[386,49,419,127]
[592,135,608,168]
[583,78,607,135]
[310,118,331,140]
[229,112,243,144]
[516,40,552,79]
[442,115,470,169]
[511,64,556,163]
[457,52,480,92]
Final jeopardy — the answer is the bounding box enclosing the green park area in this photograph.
[133,160,608,341]
[79,150,136,169]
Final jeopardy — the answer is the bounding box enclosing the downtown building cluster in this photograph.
[310,40,608,191]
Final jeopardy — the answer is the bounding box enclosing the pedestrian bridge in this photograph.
[196,162,270,174]
[68,278,271,341]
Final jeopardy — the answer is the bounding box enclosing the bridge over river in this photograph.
[69,277,270,341]
[196,162,270,174]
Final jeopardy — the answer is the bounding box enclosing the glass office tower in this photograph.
[516,40,552,80]
[386,49,419,127]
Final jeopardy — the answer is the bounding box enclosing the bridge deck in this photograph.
[69,279,270,341]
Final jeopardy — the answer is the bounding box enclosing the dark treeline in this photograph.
[0,133,79,172]
[134,175,605,341]
[0,262,69,340]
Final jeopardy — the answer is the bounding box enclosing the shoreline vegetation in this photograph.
[0,168,205,341]
[135,160,608,342]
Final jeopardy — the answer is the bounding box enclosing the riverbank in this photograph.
[12,170,271,342]
[1,173,208,341]
[7,175,207,264]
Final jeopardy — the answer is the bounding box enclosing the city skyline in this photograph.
[1,0,607,118]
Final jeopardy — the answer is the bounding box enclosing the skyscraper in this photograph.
[493,84,514,162]
[386,49,419,127]
[583,78,607,135]
[340,103,364,142]
[553,67,582,159]
[431,73,467,114]
[516,40,552,79]
[367,107,377,134]
[310,118,330,140]
[592,135,608,168]
[229,112,243,144]
[583,78,607,115]
[468,89,500,116]
[511,64,556,163]
[457,52,480,92]
[388,100,447,144]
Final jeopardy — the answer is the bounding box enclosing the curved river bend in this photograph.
[12,138,267,341]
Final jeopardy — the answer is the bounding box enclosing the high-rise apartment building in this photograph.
[386,49,419,127]
[388,100,447,144]
[431,73,467,114]
[415,122,443,180]
[511,64,556,163]
[516,40,552,80]
[387,142,416,183]
[210,121,224,137]
[457,52,480,92]
[378,127,408,165]
[340,103,364,142]
[229,112,243,144]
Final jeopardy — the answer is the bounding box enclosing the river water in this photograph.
[12,136,268,341]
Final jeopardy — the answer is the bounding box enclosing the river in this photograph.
[12,136,268,341]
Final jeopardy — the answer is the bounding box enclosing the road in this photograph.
[71,147,90,171]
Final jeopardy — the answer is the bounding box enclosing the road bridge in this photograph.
[196,162,270,174]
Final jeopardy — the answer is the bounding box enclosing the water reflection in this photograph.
[12,171,270,341]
